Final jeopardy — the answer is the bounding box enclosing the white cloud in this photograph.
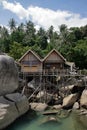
[1,0,87,30]
[0,0,6,3]
[2,0,27,19]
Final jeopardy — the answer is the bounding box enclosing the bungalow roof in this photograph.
[18,49,42,62]
[43,49,66,62]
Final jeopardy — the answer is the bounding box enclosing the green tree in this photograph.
[10,28,25,44]
[23,21,36,46]
[0,26,10,52]
[59,24,70,45]
[8,18,16,32]
[72,39,87,69]
[36,27,48,50]
[9,42,29,60]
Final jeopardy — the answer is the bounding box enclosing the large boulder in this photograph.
[36,91,52,103]
[36,91,45,99]
[52,105,62,110]
[75,79,85,87]
[80,89,87,108]
[62,93,79,108]
[0,55,18,95]
[0,93,29,130]
[73,102,79,110]
[60,85,75,92]
[59,85,74,96]
[5,93,29,116]
[40,116,59,125]
[30,102,48,111]
[0,96,18,129]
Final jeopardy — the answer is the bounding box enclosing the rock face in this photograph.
[80,89,87,108]
[0,96,18,129]
[36,91,52,103]
[5,93,29,116]
[62,93,79,108]
[0,93,29,130]
[73,102,79,110]
[0,55,29,129]
[30,102,48,111]
[0,55,18,95]
[40,116,59,125]
[52,105,62,110]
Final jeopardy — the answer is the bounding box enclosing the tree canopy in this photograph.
[0,18,87,69]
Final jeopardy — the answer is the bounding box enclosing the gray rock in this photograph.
[80,89,87,108]
[5,93,29,116]
[75,80,85,87]
[0,55,18,95]
[30,102,48,111]
[0,93,29,129]
[62,93,79,108]
[40,116,59,125]
[75,109,87,128]
[36,91,52,103]
[42,110,58,115]
[27,80,35,90]
[0,96,18,129]
[36,91,45,99]
[60,85,75,92]
[79,110,87,115]
[57,109,71,119]
[52,105,62,110]
[73,102,79,110]
[59,85,75,96]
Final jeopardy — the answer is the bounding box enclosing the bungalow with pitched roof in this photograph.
[19,49,75,74]
[43,49,66,71]
[19,50,42,73]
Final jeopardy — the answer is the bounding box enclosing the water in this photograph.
[5,110,87,130]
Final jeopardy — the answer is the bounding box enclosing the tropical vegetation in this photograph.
[0,18,87,69]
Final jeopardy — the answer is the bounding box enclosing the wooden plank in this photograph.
[42,110,58,115]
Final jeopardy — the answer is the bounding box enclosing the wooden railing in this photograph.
[42,69,69,75]
[19,68,87,76]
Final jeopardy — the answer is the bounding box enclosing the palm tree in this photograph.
[8,18,16,32]
[59,24,69,44]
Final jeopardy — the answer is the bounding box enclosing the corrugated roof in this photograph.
[65,61,75,66]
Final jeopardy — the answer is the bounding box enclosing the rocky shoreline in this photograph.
[23,75,87,112]
[0,55,29,130]
[23,74,87,125]
[0,54,87,129]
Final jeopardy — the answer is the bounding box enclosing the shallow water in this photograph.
[5,110,87,130]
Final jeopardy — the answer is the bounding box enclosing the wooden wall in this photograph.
[19,50,65,73]
[44,51,64,63]
[20,52,42,73]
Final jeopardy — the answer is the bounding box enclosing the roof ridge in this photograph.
[18,49,42,62]
[43,48,66,61]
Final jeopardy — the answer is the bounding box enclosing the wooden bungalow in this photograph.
[19,50,42,73]
[19,49,73,75]
[43,49,66,72]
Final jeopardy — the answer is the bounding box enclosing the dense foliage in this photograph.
[0,18,87,69]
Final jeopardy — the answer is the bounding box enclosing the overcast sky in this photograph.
[0,0,87,30]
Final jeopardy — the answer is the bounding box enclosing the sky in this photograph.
[0,0,87,30]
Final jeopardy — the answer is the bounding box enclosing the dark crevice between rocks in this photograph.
[63,105,74,110]
[4,96,20,113]
[71,86,85,94]
[4,95,14,102]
